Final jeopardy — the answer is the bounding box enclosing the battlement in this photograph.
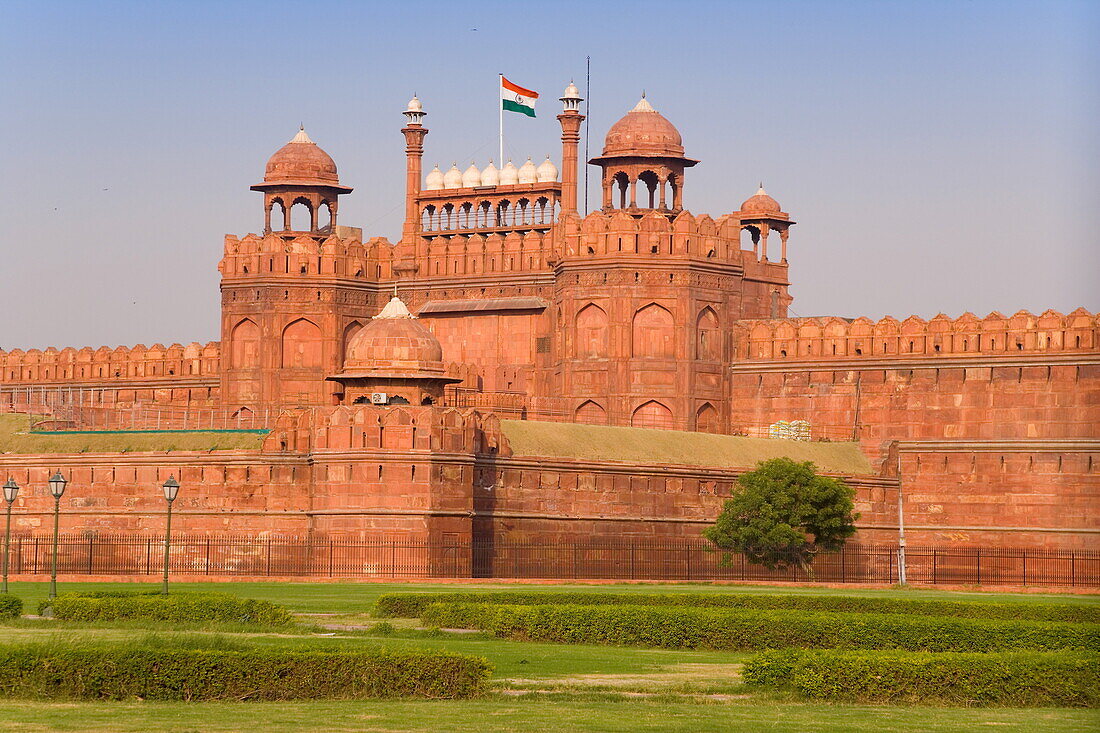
[733,309,1098,361]
[0,342,220,384]
[263,404,508,456]
[557,209,788,268]
[218,232,396,281]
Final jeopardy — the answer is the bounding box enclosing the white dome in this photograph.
[561,82,582,100]
[405,95,423,113]
[424,165,444,190]
[462,163,481,188]
[481,160,499,186]
[500,160,519,185]
[443,162,463,189]
[536,156,558,182]
[518,157,537,184]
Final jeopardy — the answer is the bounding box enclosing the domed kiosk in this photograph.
[251,127,352,234]
[737,185,794,264]
[328,296,461,406]
[589,95,698,213]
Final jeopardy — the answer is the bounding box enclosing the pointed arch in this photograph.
[632,303,675,358]
[696,306,720,360]
[631,400,674,429]
[696,403,719,433]
[575,303,609,358]
[575,400,607,425]
[281,318,323,368]
[229,318,260,369]
[341,320,363,364]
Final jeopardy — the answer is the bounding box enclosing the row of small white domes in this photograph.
[424,157,558,190]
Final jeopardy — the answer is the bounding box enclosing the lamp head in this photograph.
[48,471,67,499]
[162,476,180,503]
[2,478,18,503]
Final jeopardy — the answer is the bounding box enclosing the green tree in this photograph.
[703,458,858,574]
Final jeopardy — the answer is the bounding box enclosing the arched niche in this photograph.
[575,303,609,358]
[696,403,719,433]
[696,307,720,360]
[632,303,675,359]
[575,400,607,425]
[281,318,323,368]
[229,319,261,369]
[631,400,674,429]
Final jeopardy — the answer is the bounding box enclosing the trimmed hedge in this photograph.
[376,590,1100,624]
[743,649,1100,707]
[40,592,293,626]
[421,602,1100,652]
[0,595,21,620]
[0,645,491,700]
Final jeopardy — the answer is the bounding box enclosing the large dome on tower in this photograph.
[341,297,445,377]
[601,96,686,158]
[263,127,341,186]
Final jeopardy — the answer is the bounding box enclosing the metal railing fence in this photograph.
[3,534,1096,586]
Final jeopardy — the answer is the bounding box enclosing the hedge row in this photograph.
[0,595,21,620]
[421,602,1100,652]
[40,592,293,626]
[376,591,1100,624]
[0,645,492,700]
[743,649,1099,707]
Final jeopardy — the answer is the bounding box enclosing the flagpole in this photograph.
[584,56,591,215]
[498,73,504,168]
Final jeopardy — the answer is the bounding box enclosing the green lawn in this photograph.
[2,580,1097,731]
[0,698,1096,732]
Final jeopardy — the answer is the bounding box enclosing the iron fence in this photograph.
[3,534,1097,586]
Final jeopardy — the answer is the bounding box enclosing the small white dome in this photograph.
[405,95,423,113]
[561,82,582,100]
[290,126,313,144]
[424,165,444,190]
[462,163,481,188]
[536,156,558,182]
[518,157,537,184]
[632,95,655,113]
[481,160,499,186]
[500,160,519,185]
[443,162,463,189]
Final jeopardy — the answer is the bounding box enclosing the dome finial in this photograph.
[290,126,313,144]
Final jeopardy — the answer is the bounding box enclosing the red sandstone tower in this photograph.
[220,128,381,409]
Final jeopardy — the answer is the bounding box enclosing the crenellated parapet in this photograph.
[733,308,1099,361]
[291,405,509,456]
[0,341,220,385]
[559,208,753,264]
[219,231,396,282]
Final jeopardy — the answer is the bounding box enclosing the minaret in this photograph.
[401,95,428,245]
[557,82,585,214]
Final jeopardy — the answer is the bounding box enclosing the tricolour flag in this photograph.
[501,76,538,117]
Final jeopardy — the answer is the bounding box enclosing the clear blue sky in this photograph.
[1,0,1096,349]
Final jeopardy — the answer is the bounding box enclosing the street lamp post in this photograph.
[161,476,180,595]
[2,479,19,594]
[48,471,67,600]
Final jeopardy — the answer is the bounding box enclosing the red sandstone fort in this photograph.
[1,85,1097,561]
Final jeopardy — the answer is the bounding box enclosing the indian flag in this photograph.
[501,75,538,117]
